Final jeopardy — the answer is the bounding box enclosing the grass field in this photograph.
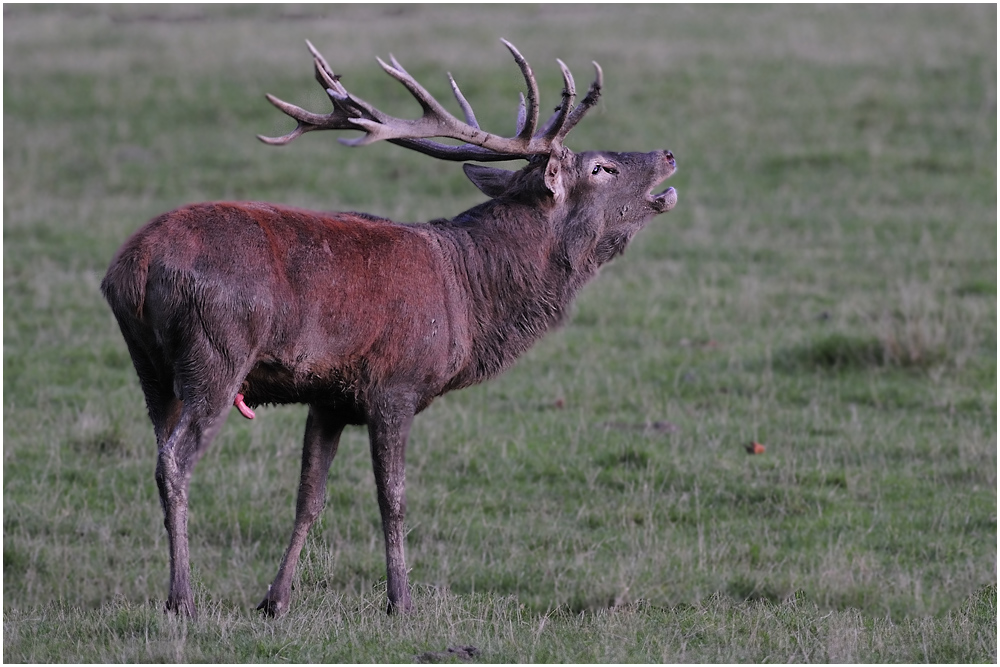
[3,4,996,662]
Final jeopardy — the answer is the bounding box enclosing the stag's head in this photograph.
[260,39,677,267]
[464,147,677,268]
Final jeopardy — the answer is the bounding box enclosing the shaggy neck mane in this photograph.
[429,169,599,388]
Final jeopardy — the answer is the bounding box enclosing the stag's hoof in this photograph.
[415,645,480,663]
[386,596,414,615]
[164,596,197,619]
[256,596,286,618]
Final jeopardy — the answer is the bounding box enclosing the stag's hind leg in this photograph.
[151,354,251,617]
[154,392,235,618]
[258,405,346,617]
[124,347,220,618]
[117,330,201,615]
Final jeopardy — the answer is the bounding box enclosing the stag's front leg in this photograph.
[258,405,345,617]
[368,401,415,614]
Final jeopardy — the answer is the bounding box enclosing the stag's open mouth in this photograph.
[649,186,678,213]
[646,150,677,213]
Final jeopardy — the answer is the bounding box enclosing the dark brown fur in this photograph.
[102,148,677,617]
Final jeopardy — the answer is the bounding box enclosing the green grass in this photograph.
[5,586,996,663]
[3,4,996,662]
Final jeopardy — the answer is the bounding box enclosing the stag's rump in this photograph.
[102,202,462,416]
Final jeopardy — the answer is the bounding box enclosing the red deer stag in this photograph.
[101,39,678,618]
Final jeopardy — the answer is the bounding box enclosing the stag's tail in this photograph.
[101,240,151,326]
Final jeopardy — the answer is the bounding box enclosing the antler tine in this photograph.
[515,93,527,136]
[258,40,368,145]
[257,118,308,146]
[536,59,576,144]
[256,93,355,145]
[376,55,458,121]
[448,73,481,129]
[337,55,479,148]
[306,40,341,94]
[500,39,540,141]
[306,40,388,128]
[557,61,603,140]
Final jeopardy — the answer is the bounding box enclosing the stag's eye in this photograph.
[592,164,619,176]
[602,165,619,175]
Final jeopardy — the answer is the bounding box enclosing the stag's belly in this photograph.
[239,344,447,423]
[239,359,369,423]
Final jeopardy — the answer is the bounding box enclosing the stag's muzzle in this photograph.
[648,150,678,213]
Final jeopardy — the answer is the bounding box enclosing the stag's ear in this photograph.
[543,148,571,204]
[463,164,516,198]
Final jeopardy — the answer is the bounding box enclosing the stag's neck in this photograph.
[427,202,597,390]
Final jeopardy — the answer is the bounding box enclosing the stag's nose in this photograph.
[664,150,675,167]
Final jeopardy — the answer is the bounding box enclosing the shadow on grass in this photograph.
[726,574,796,605]
[779,333,887,371]
[775,331,947,372]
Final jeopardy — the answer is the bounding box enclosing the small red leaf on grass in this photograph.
[745,441,766,455]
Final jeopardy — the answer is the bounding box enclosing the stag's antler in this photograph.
[258,39,603,162]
